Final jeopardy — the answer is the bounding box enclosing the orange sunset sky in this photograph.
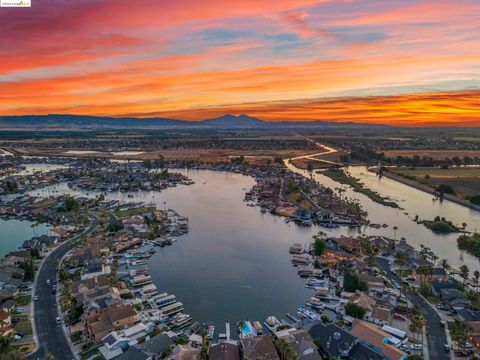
[0,0,479,126]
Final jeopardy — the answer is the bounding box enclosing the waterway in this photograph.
[27,165,480,328]
[0,218,49,258]
[286,163,480,271]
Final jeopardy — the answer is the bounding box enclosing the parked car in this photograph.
[444,344,451,352]
[440,320,446,327]
[33,295,39,301]
[393,313,407,321]
[56,317,62,324]
[410,344,423,350]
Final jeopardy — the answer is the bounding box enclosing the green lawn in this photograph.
[80,347,104,360]
[14,320,32,335]
[15,295,31,306]
[114,206,151,218]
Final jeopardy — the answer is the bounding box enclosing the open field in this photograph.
[389,167,480,179]
[11,147,312,163]
[383,150,480,160]
[389,166,480,198]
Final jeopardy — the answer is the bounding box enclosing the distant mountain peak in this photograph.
[201,114,265,126]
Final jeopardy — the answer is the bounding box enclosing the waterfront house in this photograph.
[79,287,123,321]
[138,332,174,359]
[72,274,110,296]
[370,306,393,326]
[166,344,200,360]
[99,331,132,360]
[123,216,149,233]
[241,335,279,360]
[394,238,418,260]
[440,289,469,310]
[278,328,321,360]
[350,320,405,360]
[88,304,139,343]
[350,291,376,314]
[415,267,448,282]
[431,280,460,296]
[81,258,111,280]
[318,250,354,266]
[369,236,390,254]
[4,250,29,265]
[209,342,241,360]
[115,346,148,360]
[308,323,388,359]
[48,226,69,239]
[357,273,385,297]
[331,236,361,253]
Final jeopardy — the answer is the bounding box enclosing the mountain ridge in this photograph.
[0,113,391,129]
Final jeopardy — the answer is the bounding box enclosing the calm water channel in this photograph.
[286,163,480,271]
[0,219,49,257]
[25,164,480,328]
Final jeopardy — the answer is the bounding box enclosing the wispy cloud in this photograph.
[0,0,479,126]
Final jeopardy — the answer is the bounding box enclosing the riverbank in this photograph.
[321,168,399,208]
[370,168,480,212]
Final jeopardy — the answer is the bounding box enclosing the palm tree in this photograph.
[440,258,450,273]
[431,254,438,267]
[0,335,11,354]
[460,265,470,286]
[409,314,426,353]
[474,270,480,293]
[393,226,398,241]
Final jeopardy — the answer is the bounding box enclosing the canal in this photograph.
[0,218,49,258]
[30,164,480,329]
[286,163,480,271]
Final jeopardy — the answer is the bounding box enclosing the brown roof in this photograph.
[0,299,15,310]
[372,306,392,322]
[89,319,113,336]
[351,320,405,360]
[0,310,10,321]
[106,305,137,323]
[72,274,110,294]
[209,342,240,360]
[241,335,279,360]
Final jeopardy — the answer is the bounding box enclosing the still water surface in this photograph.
[0,219,49,257]
[29,166,480,327]
[286,164,480,271]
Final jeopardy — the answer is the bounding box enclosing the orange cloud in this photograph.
[141,91,480,127]
[0,0,479,126]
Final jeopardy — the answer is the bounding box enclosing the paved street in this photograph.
[27,215,97,360]
[376,257,451,360]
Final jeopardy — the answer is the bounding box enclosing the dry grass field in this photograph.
[384,150,480,160]
[12,147,312,164]
[389,166,480,197]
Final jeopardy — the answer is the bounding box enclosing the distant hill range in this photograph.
[0,113,390,129]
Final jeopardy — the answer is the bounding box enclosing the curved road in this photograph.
[28,214,98,360]
[376,257,451,360]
